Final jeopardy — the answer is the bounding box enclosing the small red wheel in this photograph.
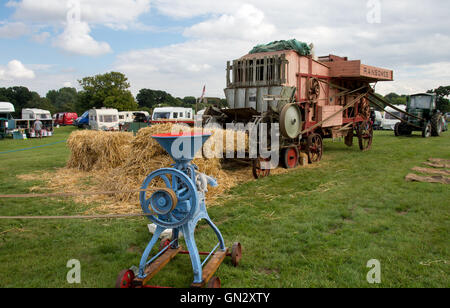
[159,238,171,251]
[207,276,221,288]
[115,269,135,289]
[231,242,242,267]
[281,147,299,169]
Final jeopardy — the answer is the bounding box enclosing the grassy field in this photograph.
[0,126,448,288]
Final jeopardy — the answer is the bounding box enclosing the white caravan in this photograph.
[381,105,407,130]
[89,108,119,131]
[21,108,52,121]
[151,107,194,124]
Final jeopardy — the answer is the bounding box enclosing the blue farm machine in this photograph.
[115,133,242,288]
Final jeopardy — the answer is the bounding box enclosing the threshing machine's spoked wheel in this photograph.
[357,120,373,151]
[280,103,303,139]
[207,276,221,288]
[252,157,271,179]
[159,237,172,252]
[140,168,199,229]
[307,133,323,164]
[422,121,432,138]
[115,269,135,289]
[307,78,321,101]
[231,242,242,267]
[281,147,299,169]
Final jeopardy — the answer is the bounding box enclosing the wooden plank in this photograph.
[405,173,450,185]
[134,246,182,286]
[191,249,228,288]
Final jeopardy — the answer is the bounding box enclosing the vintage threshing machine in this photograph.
[116,133,242,288]
[203,40,394,178]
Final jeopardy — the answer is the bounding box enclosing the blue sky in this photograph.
[0,0,449,98]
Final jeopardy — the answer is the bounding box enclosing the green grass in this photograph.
[0,127,449,288]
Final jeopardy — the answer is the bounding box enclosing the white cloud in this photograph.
[115,38,254,97]
[53,21,112,56]
[184,4,275,41]
[31,31,51,44]
[0,21,29,38]
[0,60,36,80]
[7,0,151,29]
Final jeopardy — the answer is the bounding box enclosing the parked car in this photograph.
[74,111,89,129]
[381,105,406,130]
[54,112,78,126]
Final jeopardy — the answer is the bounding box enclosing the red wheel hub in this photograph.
[286,148,299,168]
[115,269,135,289]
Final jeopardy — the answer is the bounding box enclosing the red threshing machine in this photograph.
[203,42,394,178]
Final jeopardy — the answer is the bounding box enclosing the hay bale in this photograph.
[66,130,132,171]
[47,124,254,213]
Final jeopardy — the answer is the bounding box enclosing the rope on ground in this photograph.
[0,213,154,220]
[0,188,165,199]
[0,140,67,155]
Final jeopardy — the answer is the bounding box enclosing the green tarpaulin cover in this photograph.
[249,39,311,56]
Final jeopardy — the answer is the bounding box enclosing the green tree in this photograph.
[182,96,197,106]
[384,92,407,105]
[46,87,79,113]
[25,92,56,114]
[78,72,138,112]
[427,86,450,113]
[0,86,34,118]
[136,89,183,108]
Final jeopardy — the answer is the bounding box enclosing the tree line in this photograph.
[1,71,448,118]
[0,71,227,118]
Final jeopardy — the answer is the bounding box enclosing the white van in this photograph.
[381,105,406,130]
[118,111,151,125]
[89,108,119,131]
[151,107,194,124]
[22,108,52,121]
[118,111,135,125]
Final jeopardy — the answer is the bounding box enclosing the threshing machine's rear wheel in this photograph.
[357,120,373,151]
[252,157,271,179]
[281,147,299,169]
[115,269,135,289]
[231,242,242,267]
[207,276,221,288]
[307,134,323,163]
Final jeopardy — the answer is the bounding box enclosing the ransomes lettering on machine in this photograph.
[203,39,394,178]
